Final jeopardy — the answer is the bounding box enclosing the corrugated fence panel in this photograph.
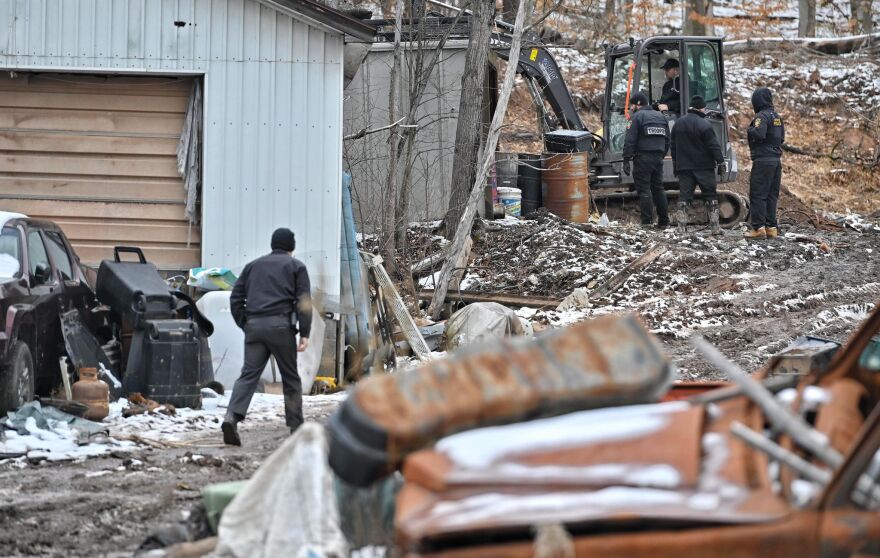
[0,0,343,298]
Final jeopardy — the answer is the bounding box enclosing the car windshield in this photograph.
[0,227,22,279]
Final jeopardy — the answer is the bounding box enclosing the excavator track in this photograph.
[591,189,749,227]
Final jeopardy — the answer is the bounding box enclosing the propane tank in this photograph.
[72,367,110,421]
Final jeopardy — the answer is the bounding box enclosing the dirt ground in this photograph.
[0,397,340,558]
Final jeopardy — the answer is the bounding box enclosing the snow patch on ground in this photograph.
[1,392,347,465]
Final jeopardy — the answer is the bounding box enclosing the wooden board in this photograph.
[0,73,198,270]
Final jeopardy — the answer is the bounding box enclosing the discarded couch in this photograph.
[328,313,673,486]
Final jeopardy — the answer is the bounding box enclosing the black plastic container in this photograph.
[96,247,175,328]
[140,320,202,408]
[544,129,592,153]
[518,153,542,216]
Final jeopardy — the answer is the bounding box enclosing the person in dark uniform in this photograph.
[653,58,681,115]
[623,91,670,228]
[222,228,313,446]
[745,87,785,240]
[670,95,726,235]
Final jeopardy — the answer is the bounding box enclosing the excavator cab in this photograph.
[601,36,737,185]
[593,36,746,225]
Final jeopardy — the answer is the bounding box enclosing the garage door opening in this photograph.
[0,73,200,271]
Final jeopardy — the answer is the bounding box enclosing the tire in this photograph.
[0,342,35,415]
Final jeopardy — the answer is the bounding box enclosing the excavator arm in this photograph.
[491,33,587,132]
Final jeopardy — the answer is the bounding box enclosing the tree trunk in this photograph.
[428,0,534,319]
[798,0,817,37]
[684,0,712,36]
[443,0,494,240]
[855,0,873,34]
[382,0,405,275]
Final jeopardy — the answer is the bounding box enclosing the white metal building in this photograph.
[0,0,374,303]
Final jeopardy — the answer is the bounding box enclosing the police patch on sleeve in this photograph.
[752,118,761,127]
[773,118,782,126]
[646,126,667,136]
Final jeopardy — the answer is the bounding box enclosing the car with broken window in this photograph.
[327,299,880,557]
[0,212,102,414]
[388,306,880,557]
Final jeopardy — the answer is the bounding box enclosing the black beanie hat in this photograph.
[690,95,706,110]
[271,228,296,252]
[630,92,649,107]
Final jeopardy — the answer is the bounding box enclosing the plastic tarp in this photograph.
[340,172,374,379]
[445,302,525,351]
[215,423,348,558]
[196,291,323,393]
[187,267,238,291]
[2,401,107,440]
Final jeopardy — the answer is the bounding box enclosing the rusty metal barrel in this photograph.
[542,151,591,223]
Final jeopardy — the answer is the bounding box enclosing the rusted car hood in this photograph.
[397,399,789,545]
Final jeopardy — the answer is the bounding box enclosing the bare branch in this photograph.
[343,117,418,141]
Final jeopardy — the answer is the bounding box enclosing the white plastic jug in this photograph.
[196,291,322,394]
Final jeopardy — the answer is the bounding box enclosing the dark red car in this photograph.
[0,214,99,414]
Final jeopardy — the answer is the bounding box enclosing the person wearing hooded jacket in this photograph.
[623,91,671,228]
[746,87,785,240]
[670,95,726,235]
[222,227,313,446]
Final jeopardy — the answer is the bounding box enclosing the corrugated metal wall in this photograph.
[344,42,468,230]
[0,0,342,299]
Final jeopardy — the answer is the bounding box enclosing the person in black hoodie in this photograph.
[746,87,785,240]
[670,95,726,234]
[223,227,313,446]
[623,91,671,228]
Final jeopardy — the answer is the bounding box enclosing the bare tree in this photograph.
[851,0,873,34]
[799,0,817,37]
[443,0,495,240]
[684,0,714,36]
[381,0,406,275]
[427,0,535,318]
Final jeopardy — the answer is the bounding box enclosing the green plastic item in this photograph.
[202,480,248,533]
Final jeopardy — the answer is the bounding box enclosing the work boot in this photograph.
[708,201,722,236]
[676,203,688,234]
[222,415,242,446]
[743,226,767,240]
[766,226,779,239]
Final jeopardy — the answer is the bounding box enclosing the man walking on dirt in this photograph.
[223,228,312,446]
[623,91,671,229]
[670,95,725,235]
[745,87,785,240]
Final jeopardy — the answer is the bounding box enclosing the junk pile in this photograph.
[344,301,880,557]
[328,313,673,486]
[96,246,214,408]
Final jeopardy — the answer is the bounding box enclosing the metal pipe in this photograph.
[691,335,844,469]
[730,421,832,485]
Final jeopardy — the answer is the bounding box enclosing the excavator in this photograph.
[368,15,749,225]
[492,25,748,225]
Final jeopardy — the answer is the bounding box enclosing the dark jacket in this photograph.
[653,76,681,114]
[230,250,313,337]
[671,109,725,171]
[747,87,785,162]
[623,106,670,159]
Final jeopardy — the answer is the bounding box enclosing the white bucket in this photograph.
[497,187,522,217]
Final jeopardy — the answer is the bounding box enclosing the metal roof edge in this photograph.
[261,0,376,41]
